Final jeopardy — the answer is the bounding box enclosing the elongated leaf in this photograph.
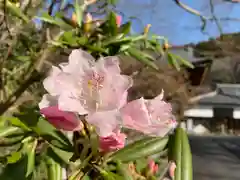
[0,126,20,137]
[0,155,32,180]
[119,22,131,35]
[102,34,130,46]
[74,0,85,27]
[24,139,38,177]
[168,53,180,71]
[109,136,155,160]
[181,128,193,180]
[127,48,158,70]
[8,117,31,131]
[45,157,62,180]
[7,151,22,164]
[108,12,118,35]
[173,54,194,69]
[170,128,193,180]
[6,1,29,22]
[172,128,182,180]
[15,107,73,151]
[35,13,72,29]
[32,117,73,151]
[47,145,73,165]
[109,137,168,162]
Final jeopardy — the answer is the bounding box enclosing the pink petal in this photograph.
[120,98,151,130]
[43,66,62,95]
[40,106,83,131]
[64,49,95,74]
[97,56,121,74]
[120,94,176,136]
[99,130,126,152]
[148,159,159,174]
[86,110,121,137]
[58,94,88,115]
[99,74,133,110]
[38,94,58,109]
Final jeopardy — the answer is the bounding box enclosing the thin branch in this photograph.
[173,0,210,21]
[209,0,223,35]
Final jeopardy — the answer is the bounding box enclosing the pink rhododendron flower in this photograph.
[39,94,82,131]
[148,159,159,174]
[41,49,133,136]
[116,15,122,26]
[99,129,126,152]
[120,91,177,136]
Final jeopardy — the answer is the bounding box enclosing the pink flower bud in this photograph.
[99,130,126,152]
[148,159,159,174]
[169,161,176,179]
[116,15,122,27]
[40,106,83,131]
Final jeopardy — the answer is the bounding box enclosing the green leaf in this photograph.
[47,145,73,165]
[119,22,131,35]
[181,128,193,180]
[102,34,129,46]
[172,128,182,180]
[109,136,168,162]
[7,151,22,164]
[35,13,72,29]
[8,117,31,131]
[45,156,62,180]
[127,48,159,70]
[115,160,133,180]
[167,53,180,71]
[6,1,29,23]
[135,158,148,173]
[170,128,193,180]
[0,155,32,180]
[84,45,107,54]
[60,31,88,46]
[0,126,20,137]
[108,12,118,35]
[173,54,194,69]
[61,31,78,46]
[15,107,72,151]
[74,0,85,27]
[24,139,38,177]
[35,118,73,151]
[109,136,155,160]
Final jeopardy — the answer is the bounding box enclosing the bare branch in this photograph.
[172,0,210,21]
[209,0,223,35]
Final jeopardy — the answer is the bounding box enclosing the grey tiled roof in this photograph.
[196,84,240,106]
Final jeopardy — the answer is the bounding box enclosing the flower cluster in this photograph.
[39,49,177,152]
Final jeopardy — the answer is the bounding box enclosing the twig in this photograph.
[209,0,223,35]
[172,0,210,24]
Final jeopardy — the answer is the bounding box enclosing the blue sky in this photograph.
[116,0,240,45]
[40,0,240,45]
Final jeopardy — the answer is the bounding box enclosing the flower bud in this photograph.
[84,13,93,33]
[40,106,83,131]
[144,24,151,35]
